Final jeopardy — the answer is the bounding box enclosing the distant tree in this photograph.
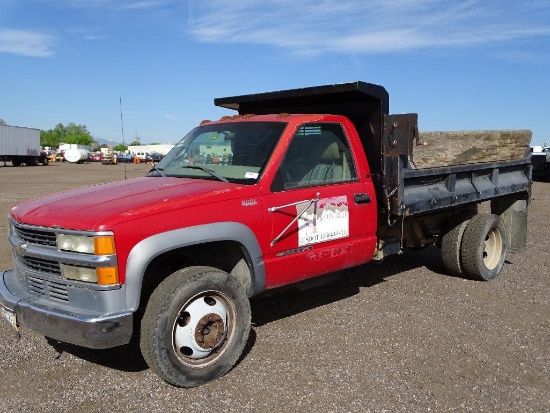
[65,134,93,146]
[64,122,89,136]
[114,144,128,152]
[64,123,93,145]
[40,129,62,148]
[53,123,65,138]
[0,119,6,125]
[129,141,141,146]
[40,122,94,147]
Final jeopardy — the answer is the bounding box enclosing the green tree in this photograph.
[40,129,61,148]
[65,134,93,146]
[64,122,90,137]
[53,123,65,136]
[114,144,128,152]
[40,122,94,147]
[129,141,141,146]
[0,119,6,125]
[64,123,93,145]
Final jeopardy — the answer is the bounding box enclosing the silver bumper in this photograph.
[0,270,133,349]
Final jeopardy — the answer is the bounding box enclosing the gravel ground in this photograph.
[0,162,548,413]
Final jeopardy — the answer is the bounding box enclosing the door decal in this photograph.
[297,196,349,246]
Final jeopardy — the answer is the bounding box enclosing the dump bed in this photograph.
[215,81,532,218]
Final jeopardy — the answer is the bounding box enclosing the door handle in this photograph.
[354,193,371,204]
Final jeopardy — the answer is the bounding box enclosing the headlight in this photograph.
[62,265,98,283]
[58,234,94,254]
[57,234,116,255]
[58,233,119,285]
[61,265,119,285]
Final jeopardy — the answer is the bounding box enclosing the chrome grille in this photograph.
[28,275,69,302]
[20,256,62,276]
[13,224,57,247]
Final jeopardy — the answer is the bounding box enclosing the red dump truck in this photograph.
[0,82,531,387]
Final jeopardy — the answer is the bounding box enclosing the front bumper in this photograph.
[0,269,133,349]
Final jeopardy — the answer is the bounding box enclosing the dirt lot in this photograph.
[0,162,548,412]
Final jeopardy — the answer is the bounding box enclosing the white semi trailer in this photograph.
[0,125,48,166]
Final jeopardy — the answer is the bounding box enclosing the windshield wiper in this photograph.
[181,165,228,182]
[148,165,165,177]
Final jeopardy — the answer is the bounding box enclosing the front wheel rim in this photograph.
[172,291,234,367]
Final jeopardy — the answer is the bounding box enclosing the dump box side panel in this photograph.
[400,159,531,216]
[381,115,532,218]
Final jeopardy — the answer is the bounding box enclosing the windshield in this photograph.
[148,121,287,183]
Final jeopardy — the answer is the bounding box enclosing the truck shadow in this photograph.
[45,335,148,373]
[250,246,443,327]
[45,246,445,374]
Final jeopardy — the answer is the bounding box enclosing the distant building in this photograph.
[128,144,174,156]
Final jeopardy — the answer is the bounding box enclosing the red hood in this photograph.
[10,177,245,231]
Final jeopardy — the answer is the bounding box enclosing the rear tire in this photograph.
[140,266,251,387]
[460,214,507,281]
[26,157,39,166]
[441,219,470,276]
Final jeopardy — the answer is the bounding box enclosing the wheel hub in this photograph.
[483,227,503,270]
[195,313,225,349]
[173,294,228,360]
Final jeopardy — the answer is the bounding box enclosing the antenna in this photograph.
[120,97,127,180]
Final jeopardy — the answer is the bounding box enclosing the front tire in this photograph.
[460,214,507,281]
[140,266,251,387]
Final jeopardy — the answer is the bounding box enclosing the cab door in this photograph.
[261,122,377,289]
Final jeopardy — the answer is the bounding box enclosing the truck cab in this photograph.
[152,114,379,289]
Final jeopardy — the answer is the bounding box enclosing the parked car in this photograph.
[116,153,133,163]
[135,152,152,162]
[91,153,102,162]
[150,153,164,163]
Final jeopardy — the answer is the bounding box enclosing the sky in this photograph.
[1,0,549,146]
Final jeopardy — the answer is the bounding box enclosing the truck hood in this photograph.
[10,177,248,231]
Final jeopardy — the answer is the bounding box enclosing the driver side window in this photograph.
[272,123,357,192]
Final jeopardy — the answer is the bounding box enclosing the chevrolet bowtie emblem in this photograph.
[15,244,26,257]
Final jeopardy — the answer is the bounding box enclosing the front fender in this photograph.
[124,222,265,311]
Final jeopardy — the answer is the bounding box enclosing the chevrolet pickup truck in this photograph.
[0,82,532,387]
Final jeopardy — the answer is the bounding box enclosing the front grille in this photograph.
[28,275,69,302]
[20,256,62,276]
[10,222,114,305]
[11,223,68,302]
[13,224,57,247]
